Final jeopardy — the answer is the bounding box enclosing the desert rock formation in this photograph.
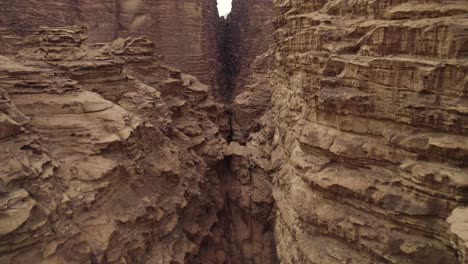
[0,26,230,263]
[0,0,221,90]
[1,0,468,264]
[215,1,279,262]
[255,0,468,263]
[220,0,275,100]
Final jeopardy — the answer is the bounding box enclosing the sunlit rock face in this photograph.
[265,0,468,263]
[0,0,221,91]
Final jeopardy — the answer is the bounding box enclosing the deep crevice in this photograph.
[219,17,236,102]
[210,7,279,261]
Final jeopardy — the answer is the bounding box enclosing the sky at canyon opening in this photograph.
[217,0,232,17]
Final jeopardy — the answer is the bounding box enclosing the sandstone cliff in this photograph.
[0,26,230,264]
[219,0,276,145]
[259,0,468,263]
[0,0,221,90]
[221,0,275,100]
[1,0,468,263]
[213,1,280,262]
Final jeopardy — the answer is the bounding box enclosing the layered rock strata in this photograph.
[0,0,221,90]
[0,26,230,264]
[263,0,468,263]
[1,1,467,263]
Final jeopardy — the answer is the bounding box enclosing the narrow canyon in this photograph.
[0,0,467,263]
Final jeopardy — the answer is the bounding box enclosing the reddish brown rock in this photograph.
[264,0,468,263]
[0,0,222,91]
[0,26,229,264]
[221,0,275,100]
[1,1,467,264]
[202,2,280,263]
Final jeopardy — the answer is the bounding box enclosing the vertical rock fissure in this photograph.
[211,1,278,262]
[215,18,247,255]
[218,16,238,103]
[0,1,467,263]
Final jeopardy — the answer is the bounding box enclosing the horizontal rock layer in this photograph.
[1,1,467,263]
[263,0,468,263]
[0,0,221,91]
[0,26,231,264]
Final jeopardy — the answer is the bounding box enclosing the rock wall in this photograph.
[264,0,468,263]
[0,0,221,90]
[1,0,467,263]
[210,1,280,263]
[0,26,230,264]
[221,0,275,100]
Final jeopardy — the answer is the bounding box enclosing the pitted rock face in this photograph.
[0,1,467,264]
[261,0,468,263]
[0,27,229,264]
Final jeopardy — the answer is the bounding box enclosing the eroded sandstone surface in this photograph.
[244,0,468,263]
[1,0,468,264]
[220,0,275,100]
[0,26,231,264]
[212,1,280,262]
[0,0,222,90]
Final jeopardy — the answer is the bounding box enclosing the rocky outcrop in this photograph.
[263,0,468,263]
[1,1,467,264]
[0,0,221,90]
[0,26,229,264]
